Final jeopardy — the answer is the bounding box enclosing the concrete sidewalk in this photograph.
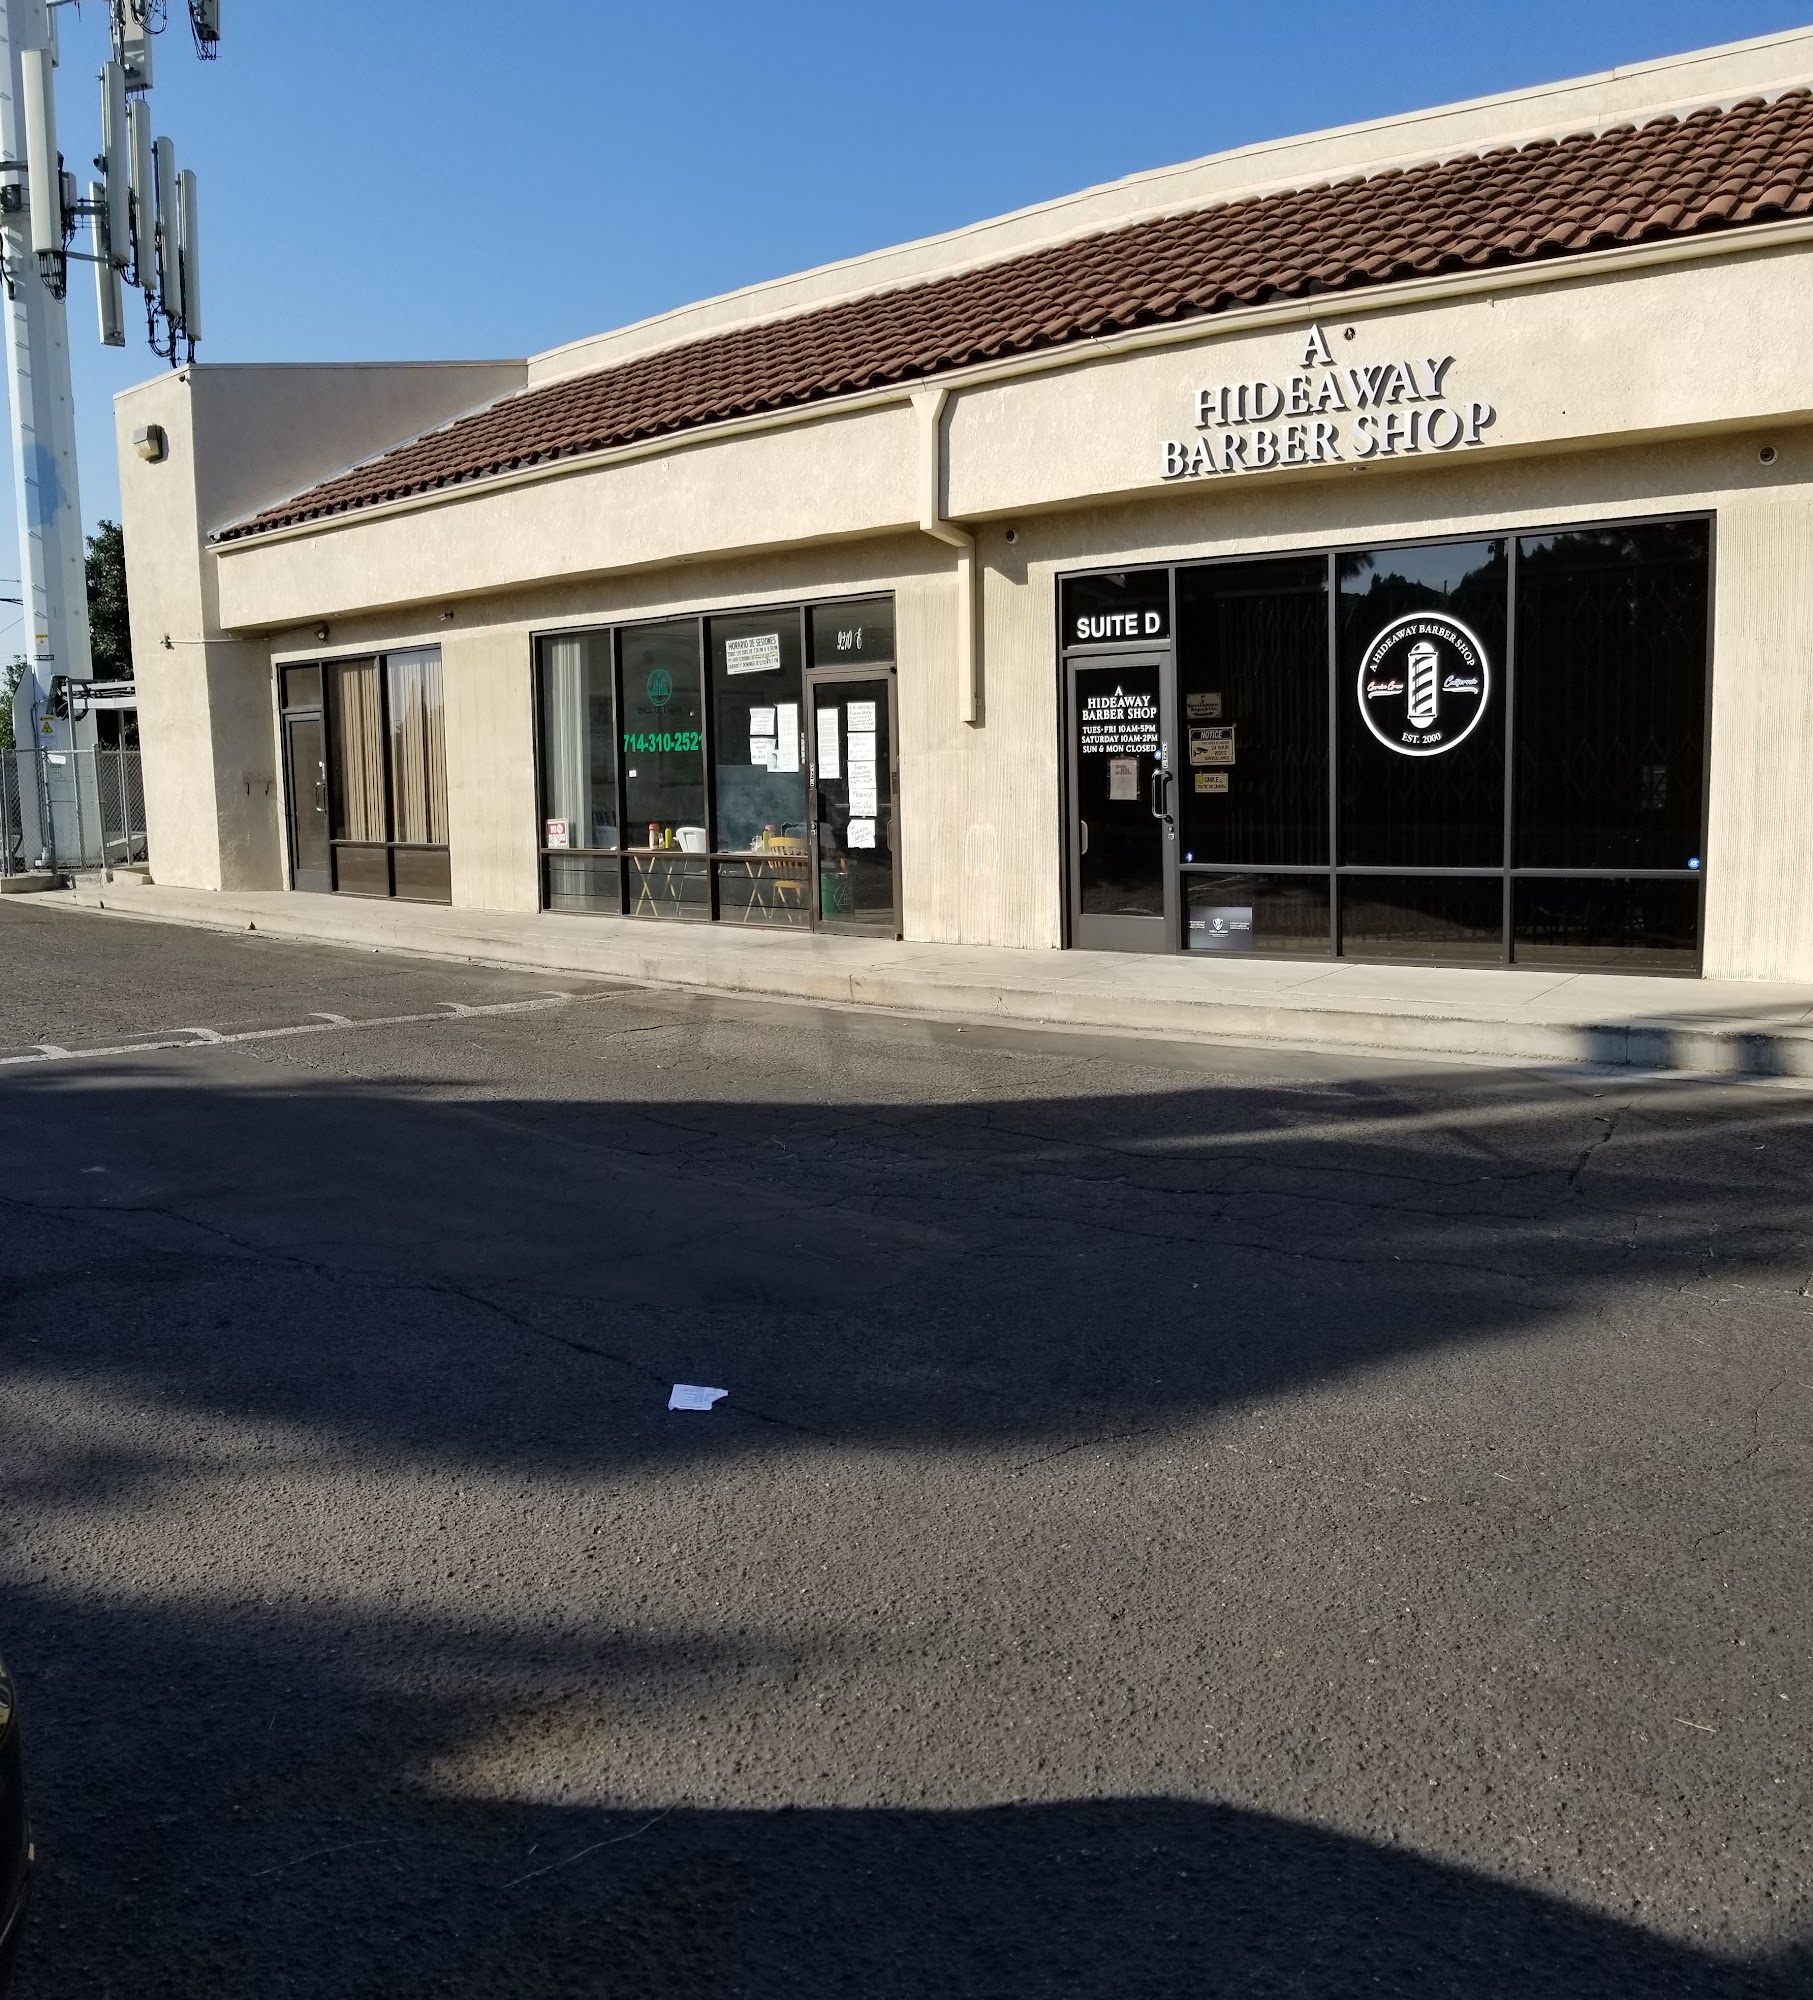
[41,878,1813,1075]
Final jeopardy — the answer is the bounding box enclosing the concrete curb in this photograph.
[38,884,1813,1078]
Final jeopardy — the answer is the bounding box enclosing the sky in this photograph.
[0,0,1804,652]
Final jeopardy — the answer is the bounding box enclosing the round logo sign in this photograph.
[646,667,674,709]
[1356,613,1491,757]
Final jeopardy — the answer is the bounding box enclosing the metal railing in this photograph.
[2,746,148,876]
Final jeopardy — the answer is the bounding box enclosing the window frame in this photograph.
[1057,510,1716,973]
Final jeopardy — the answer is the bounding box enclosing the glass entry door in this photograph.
[284,712,331,893]
[1065,653,1176,951]
[806,668,899,934]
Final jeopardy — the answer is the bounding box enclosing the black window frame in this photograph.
[1058,510,1715,974]
[531,592,896,926]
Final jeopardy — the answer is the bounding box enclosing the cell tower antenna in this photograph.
[1,0,223,868]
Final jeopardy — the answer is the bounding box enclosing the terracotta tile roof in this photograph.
[221,90,1813,542]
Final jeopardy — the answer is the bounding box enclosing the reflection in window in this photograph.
[1176,556,1327,866]
[1338,540,1507,868]
[621,622,706,853]
[710,610,805,854]
[1514,520,1709,869]
[539,633,619,852]
[808,597,895,667]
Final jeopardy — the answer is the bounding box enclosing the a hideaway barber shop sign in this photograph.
[1160,323,1498,481]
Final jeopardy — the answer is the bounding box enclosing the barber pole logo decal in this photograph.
[1357,612,1490,757]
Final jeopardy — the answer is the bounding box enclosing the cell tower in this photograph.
[1,0,218,867]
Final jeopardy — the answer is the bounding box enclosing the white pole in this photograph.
[0,0,98,868]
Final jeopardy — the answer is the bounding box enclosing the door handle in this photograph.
[1079,819,1089,854]
[1149,766,1172,820]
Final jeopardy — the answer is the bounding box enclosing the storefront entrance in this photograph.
[1060,517,1711,972]
[1063,653,1176,951]
[807,668,900,934]
[278,652,453,903]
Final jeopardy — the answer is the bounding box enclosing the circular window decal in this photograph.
[646,667,674,709]
[1356,613,1491,758]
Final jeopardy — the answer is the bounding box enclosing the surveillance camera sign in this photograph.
[1357,613,1490,757]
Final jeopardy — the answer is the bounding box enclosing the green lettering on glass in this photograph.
[621,731,702,754]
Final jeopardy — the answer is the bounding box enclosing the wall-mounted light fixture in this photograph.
[313,623,330,643]
[132,423,167,462]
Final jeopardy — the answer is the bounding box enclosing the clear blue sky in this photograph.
[1,0,1804,648]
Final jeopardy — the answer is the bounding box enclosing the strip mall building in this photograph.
[121,31,1813,977]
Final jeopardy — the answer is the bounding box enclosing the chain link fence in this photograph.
[2,746,148,876]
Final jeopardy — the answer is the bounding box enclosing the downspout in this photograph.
[912,386,980,725]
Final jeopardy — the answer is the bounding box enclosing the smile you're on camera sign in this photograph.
[1160,323,1499,481]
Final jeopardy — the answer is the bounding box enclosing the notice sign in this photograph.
[773,701,801,773]
[1190,727,1235,767]
[725,632,782,675]
[816,705,841,780]
[1195,771,1229,794]
[545,819,571,849]
[1108,756,1139,800]
[1187,691,1223,720]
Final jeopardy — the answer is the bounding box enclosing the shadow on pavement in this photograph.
[0,1052,1808,1993]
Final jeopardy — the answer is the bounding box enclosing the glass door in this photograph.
[284,711,331,893]
[1065,653,1176,951]
[805,668,899,935]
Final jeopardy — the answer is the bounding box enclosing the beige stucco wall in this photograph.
[120,86,1813,977]
[115,360,526,890]
[241,420,1813,973]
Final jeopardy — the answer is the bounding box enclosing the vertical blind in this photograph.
[386,649,449,845]
[540,637,587,835]
[327,659,386,841]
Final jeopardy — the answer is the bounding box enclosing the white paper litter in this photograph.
[668,1384,728,1411]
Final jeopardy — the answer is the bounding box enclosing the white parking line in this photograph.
[0,991,584,1068]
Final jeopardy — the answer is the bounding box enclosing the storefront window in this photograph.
[538,632,620,913]
[1062,514,1710,972]
[621,621,708,919]
[1514,520,1709,870]
[1176,555,1327,868]
[533,594,899,935]
[315,650,451,904]
[1338,539,1507,868]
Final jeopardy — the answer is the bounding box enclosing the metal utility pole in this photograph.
[1,0,94,865]
[0,0,215,871]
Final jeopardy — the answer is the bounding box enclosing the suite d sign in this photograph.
[1161,323,1498,480]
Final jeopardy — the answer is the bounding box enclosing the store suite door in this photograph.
[805,667,900,934]
[1064,652,1178,951]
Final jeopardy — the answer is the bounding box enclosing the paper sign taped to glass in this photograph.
[773,703,800,772]
[847,817,877,849]
[724,633,781,675]
[1108,755,1139,800]
[847,700,877,729]
[848,770,879,816]
[816,707,840,779]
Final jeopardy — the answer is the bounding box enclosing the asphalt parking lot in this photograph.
[0,898,1806,1997]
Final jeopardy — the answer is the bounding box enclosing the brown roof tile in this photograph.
[221,90,1813,542]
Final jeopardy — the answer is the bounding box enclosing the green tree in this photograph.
[86,519,131,681]
[0,656,23,753]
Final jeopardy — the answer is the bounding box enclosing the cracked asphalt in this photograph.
[0,898,1807,1998]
